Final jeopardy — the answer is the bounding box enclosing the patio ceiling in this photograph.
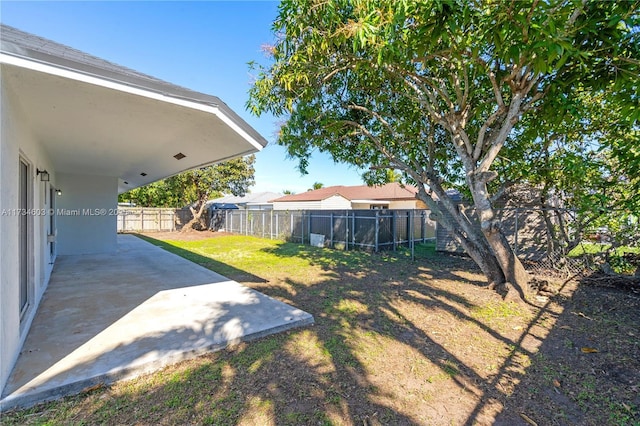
[1,25,267,194]
[2,62,264,194]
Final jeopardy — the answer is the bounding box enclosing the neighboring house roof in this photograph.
[271,183,418,203]
[0,25,267,193]
[208,192,282,206]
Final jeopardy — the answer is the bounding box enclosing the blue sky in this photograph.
[0,1,366,194]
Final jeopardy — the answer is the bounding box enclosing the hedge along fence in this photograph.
[220,209,436,252]
[117,207,193,232]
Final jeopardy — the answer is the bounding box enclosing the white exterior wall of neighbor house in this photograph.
[272,201,321,210]
[272,195,351,211]
[320,195,351,210]
[350,200,426,209]
[351,202,388,209]
[56,173,118,255]
[0,78,57,391]
[245,204,273,210]
[388,200,421,209]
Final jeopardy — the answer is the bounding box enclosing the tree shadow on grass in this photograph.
[7,238,631,425]
[255,242,550,423]
[260,242,638,424]
[491,279,640,426]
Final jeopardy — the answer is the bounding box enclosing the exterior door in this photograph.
[49,186,56,261]
[19,158,30,316]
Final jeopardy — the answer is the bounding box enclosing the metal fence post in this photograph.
[392,210,397,251]
[345,210,349,250]
[406,210,410,245]
[410,210,415,260]
[330,212,334,248]
[375,210,380,252]
[351,210,356,249]
[290,212,294,241]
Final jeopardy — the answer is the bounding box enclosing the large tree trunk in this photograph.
[480,221,532,300]
[181,199,208,232]
[436,88,534,302]
[420,183,531,301]
[469,177,532,301]
[436,213,507,286]
[417,187,506,286]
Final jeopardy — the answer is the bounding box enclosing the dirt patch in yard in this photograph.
[4,233,639,425]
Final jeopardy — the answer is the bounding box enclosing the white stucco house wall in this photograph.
[0,25,267,394]
[270,183,427,211]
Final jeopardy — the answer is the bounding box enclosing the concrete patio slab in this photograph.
[0,234,313,411]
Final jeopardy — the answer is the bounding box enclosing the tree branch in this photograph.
[568,0,588,26]
[489,70,505,109]
[402,75,449,129]
[322,62,354,83]
[477,91,525,173]
[474,106,506,161]
[346,104,398,138]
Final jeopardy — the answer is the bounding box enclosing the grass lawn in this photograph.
[3,233,639,425]
[568,242,640,257]
[568,242,639,274]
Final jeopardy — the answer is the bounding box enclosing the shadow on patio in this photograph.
[0,234,313,411]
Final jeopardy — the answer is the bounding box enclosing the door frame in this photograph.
[49,185,57,263]
[18,154,34,322]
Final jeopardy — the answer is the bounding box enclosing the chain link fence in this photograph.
[505,207,586,277]
[215,205,633,278]
[218,209,436,252]
[435,206,597,278]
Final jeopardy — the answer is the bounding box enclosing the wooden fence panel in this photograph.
[117,207,192,232]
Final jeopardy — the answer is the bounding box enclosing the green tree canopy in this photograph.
[497,87,640,253]
[119,155,256,229]
[249,0,639,300]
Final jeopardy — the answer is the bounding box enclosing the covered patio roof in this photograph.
[0,24,267,192]
[0,235,313,411]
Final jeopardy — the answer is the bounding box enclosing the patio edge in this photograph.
[0,313,314,412]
